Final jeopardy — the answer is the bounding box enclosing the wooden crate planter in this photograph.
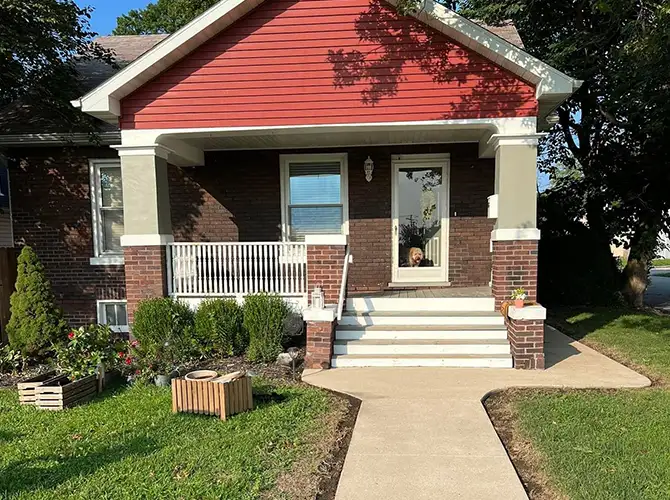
[17,372,67,406]
[34,374,98,410]
[172,373,253,420]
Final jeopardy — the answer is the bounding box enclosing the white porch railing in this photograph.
[167,242,308,298]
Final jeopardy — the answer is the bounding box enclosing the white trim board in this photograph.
[73,0,580,124]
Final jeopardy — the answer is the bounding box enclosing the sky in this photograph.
[75,0,153,36]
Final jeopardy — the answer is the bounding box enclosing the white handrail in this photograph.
[337,248,351,321]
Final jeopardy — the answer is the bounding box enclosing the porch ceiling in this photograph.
[190,128,484,151]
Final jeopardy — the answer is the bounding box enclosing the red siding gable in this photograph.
[120,0,537,130]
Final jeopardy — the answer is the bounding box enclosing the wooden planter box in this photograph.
[172,374,253,420]
[34,374,98,410]
[17,372,67,405]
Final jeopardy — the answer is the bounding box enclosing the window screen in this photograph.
[288,162,343,240]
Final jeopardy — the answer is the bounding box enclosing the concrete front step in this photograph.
[339,310,506,327]
[346,296,494,313]
[331,353,514,368]
[333,338,511,355]
[335,324,508,341]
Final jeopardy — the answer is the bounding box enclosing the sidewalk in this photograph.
[303,327,650,500]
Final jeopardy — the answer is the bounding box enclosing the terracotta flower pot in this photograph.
[514,298,524,308]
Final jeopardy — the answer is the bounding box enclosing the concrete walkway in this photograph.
[303,327,650,500]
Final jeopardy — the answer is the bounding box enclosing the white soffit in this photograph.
[73,0,580,124]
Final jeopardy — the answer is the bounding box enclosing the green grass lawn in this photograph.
[0,379,346,500]
[652,258,670,267]
[494,308,670,499]
[548,307,670,382]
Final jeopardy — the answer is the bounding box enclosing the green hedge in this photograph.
[243,293,290,362]
[194,298,246,356]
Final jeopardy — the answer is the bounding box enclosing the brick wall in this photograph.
[7,143,494,325]
[305,320,335,369]
[507,318,545,369]
[170,150,281,242]
[123,246,168,324]
[307,245,346,305]
[9,147,126,326]
[492,240,539,309]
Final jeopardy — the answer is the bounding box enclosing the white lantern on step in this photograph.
[311,286,324,309]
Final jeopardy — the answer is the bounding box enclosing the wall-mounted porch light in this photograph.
[364,156,374,182]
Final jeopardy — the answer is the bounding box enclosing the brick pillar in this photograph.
[506,306,546,369]
[306,241,346,306]
[304,319,336,369]
[491,239,538,309]
[123,245,168,324]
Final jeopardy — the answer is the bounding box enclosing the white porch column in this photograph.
[113,145,175,323]
[488,135,545,369]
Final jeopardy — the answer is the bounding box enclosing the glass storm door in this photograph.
[392,155,449,283]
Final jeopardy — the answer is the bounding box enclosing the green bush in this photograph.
[194,298,245,356]
[6,246,68,357]
[0,345,23,374]
[131,297,195,373]
[243,293,290,362]
[53,325,125,379]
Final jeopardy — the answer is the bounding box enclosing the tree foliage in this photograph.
[113,0,220,35]
[0,0,113,132]
[451,0,670,306]
[7,246,68,358]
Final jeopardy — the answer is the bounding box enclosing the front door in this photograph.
[392,154,449,283]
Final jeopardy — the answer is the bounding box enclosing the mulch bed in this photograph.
[0,364,52,388]
[179,348,306,383]
[315,390,361,500]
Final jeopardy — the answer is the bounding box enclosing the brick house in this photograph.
[0,0,579,369]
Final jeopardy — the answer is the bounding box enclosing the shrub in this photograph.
[194,298,246,356]
[53,325,125,379]
[0,345,23,374]
[243,293,290,362]
[6,246,67,357]
[131,297,195,373]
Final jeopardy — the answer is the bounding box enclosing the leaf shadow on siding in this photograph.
[326,0,531,118]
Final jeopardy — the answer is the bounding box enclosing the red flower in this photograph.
[68,332,75,340]
[118,352,125,359]
[130,340,139,348]
[125,357,132,365]
[135,369,141,375]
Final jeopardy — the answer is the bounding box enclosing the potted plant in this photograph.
[124,339,178,387]
[510,288,527,308]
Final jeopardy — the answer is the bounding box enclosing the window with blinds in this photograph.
[282,155,346,241]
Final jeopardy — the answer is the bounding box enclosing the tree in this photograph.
[113,0,219,35]
[443,0,670,306]
[7,246,68,358]
[0,0,113,134]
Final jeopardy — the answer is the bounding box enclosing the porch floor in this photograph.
[349,286,491,299]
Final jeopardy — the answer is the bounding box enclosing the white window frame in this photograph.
[279,153,349,242]
[97,300,129,333]
[89,159,124,265]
